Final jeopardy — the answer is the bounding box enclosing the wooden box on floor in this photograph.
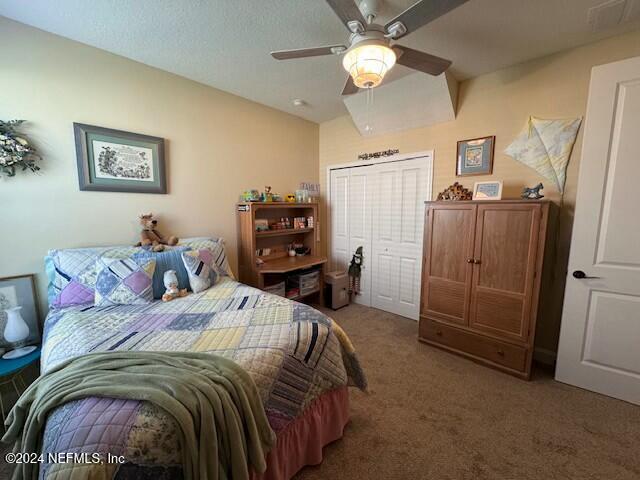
[419,200,551,379]
[237,202,326,304]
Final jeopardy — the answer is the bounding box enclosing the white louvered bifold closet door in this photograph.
[370,158,429,320]
[330,155,431,318]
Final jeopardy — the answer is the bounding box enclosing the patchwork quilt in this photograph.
[39,277,366,479]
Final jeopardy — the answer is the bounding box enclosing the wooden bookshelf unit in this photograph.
[237,202,326,304]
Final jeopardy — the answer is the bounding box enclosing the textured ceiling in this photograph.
[1,0,639,123]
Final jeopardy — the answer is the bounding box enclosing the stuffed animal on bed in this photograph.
[136,213,178,252]
[162,270,188,302]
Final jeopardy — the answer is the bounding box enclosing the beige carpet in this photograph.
[294,304,640,480]
[2,304,639,479]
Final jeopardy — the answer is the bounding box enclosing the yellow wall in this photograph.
[319,30,640,353]
[0,17,319,312]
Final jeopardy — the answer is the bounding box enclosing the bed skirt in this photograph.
[250,386,350,480]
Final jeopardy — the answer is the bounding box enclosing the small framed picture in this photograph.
[74,123,166,194]
[473,181,503,200]
[0,274,41,349]
[456,136,495,176]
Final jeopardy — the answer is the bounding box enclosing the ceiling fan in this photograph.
[271,0,469,95]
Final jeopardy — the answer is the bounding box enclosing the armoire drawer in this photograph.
[419,317,528,373]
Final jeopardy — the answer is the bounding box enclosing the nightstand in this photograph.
[0,347,40,426]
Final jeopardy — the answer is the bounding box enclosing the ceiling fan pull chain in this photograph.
[365,86,373,134]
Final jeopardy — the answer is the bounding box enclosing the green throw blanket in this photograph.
[2,351,276,480]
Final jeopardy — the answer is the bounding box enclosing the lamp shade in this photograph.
[342,42,396,89]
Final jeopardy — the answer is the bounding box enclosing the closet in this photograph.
[328,153,432,320]
[419,200,550,379]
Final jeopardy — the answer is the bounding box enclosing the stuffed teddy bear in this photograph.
[136,213,178,252]
[161,270,188,302]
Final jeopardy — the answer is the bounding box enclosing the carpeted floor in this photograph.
[294,304,640,480]
[2,304,639,480]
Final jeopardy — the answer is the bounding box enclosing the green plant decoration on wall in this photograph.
[0,120,41,177]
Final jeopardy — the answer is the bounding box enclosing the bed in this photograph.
[36,239,366,479]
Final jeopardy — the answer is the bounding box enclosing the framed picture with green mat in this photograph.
[74,122,166,194]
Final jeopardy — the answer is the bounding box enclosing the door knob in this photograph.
[466,258,474,263]
[473,259,481,264]
[572,270,599,279]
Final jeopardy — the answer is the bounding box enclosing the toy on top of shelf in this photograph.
[285,194,296,203]
[436,182,472,201]
[261,186,273,202]
[295,189,308,203]
[521,183,544,199]
[240,189,260,202]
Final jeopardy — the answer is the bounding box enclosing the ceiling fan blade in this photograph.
[271,45,346,60]
[394,45,452,76]
[385,0,470,40]
[325,0,367,30]
[342,75,359,95]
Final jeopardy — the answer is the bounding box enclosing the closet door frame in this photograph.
[326,150,434,314]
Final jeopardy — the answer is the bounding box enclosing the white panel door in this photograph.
[348,167,372,306]
[330,169,350,273]
[555,56,640,405]
[370,157,430,319]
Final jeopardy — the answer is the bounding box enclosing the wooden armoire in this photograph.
[419,200,550,379]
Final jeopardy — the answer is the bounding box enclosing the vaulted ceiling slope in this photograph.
[1,0,639,123]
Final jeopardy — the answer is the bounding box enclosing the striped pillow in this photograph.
[181,249,220,293]
[178,238,233,278]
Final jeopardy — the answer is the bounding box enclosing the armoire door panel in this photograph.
[474,288,526,338]
[422,205,476,325]
[429,208,475,282]
[469,204,540,342]
[476,209,534,293]
[425,277,467,323]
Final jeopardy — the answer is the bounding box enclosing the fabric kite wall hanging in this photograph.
[504,116,582,193]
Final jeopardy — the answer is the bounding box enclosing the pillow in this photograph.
[133,247,191,299]
[45,238,229,308]
[178,238,234,278]
[45,245,140,308]
[94,256,156,306]
[181,249,220,293]
[45,244,187,308]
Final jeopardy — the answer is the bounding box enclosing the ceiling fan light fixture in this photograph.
[342,41,396,89]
